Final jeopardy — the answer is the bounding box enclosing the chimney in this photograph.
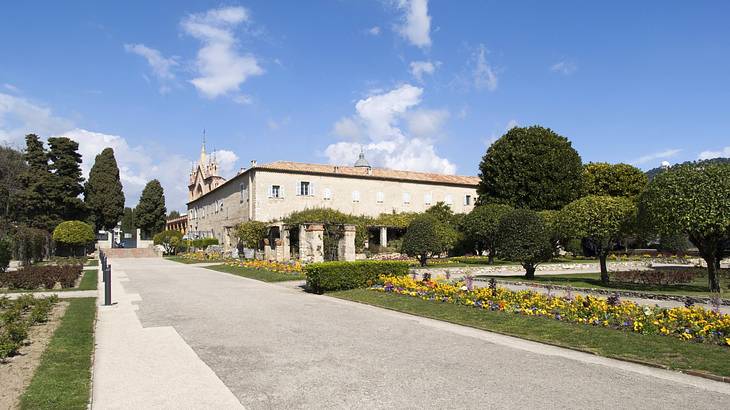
[250,160,257,167]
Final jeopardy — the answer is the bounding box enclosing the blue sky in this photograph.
[1,1,729,211]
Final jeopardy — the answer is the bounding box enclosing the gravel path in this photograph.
[114,257,730,409]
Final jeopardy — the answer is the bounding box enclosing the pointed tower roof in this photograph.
[354,148,370,168]
[199,129,207,165]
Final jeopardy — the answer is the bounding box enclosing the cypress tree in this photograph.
[85,148,125,231]
[135,179,167,237]
[18,134,55,231]
[47,137,87,225]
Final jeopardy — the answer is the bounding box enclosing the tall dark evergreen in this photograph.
[120,207,137,234]
[85,148,125,231]
[0,145,27,227]
[135,179,167,237]
[18,134,55,231]
[47,137,87,225]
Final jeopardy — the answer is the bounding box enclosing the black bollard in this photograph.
[104,264,112,306]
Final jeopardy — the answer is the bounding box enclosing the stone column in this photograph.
[379,226,388,248]
[338,224,356,262]
[274,239,284,261]
[299,224,309,262]
[263,239,272,260]
[281,226,291,261]
[306,224,324,263]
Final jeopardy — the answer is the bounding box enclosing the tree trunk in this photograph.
[524,264,536,279]
[419,254,427,267]
[706,255,720,293]
[487,248,495,265]
[599,254,609,285]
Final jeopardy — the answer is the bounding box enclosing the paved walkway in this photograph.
[95,257,730,409]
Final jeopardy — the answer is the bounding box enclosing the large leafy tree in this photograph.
[584,162,647,198]
[235,220,268,249]
[402,214,455,266]
[135,179,167,237]
[461,203,512,263]
[47,137,87,225]
[639,161,730,292]
[558,196,637,284]
[85,147,125,231]
[496,209,555,278]
[52,220,95,257]
[478,126,584,210]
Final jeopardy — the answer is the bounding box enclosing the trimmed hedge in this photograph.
[0,265,83,290]
[305,260,409,293]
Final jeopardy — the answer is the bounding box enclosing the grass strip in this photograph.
[206,264,305,282]
[331,289,730,377]
[83,260,98,267]
[20,297,96,410]
[164,255,227,264]
[77,269,98,291]
[479,272,729,298]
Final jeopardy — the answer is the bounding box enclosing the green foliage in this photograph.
[373,212,418,229]
[153,230,184,255]
[17,135,55,231]
[235,220,268,249]
[168,210,181,219]
[639,161,730,291]
[0,145,27,225]
[47,137,88,224]
[305,260,409,293]
[0,237,10,272]
[283,208,369,250]
[496,208,554,278]
[85,147,125,231]
[120,207,136,234]
[10,225,49,264]
[135,179,167,237]
[584,162,647,198]
[191,237,219,249]
[52,220,94,257]
[558,196,637,283]
[461,203,513,262]
[477,126,585,210]
[401,214,455,266]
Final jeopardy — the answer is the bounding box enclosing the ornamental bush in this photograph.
[401,214,456,266]
[191,237,219,249]
[496,209,554,278]
[461,203,513,263]
[153,230,184,255]
[235,221,268,249]
[0,265,82,289]
[305,260,409,293]
[52,220,94,257]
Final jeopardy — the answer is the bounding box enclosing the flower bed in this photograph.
[224,259,303,273]
[0,265,83,290]
[177,251,229,262]
[374,275,730,346]
[1,294,58,359]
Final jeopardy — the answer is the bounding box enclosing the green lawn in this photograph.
[332,289,730,377]
[206,264,305,282]
[77,269,98,291]
[165,255,227,264]
[20,298,97,410]
[84,259,98,267]
[477,271,730,298]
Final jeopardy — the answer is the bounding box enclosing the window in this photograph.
[239,182,247,203]
[464,195,472,206]
[323,188,332,200]
[218,200,224,214]
[298,181,311,196]
[444,194,453,205]
[270,185,281,198]
[376,192,384,203]
[403,192,411,204]
[352,190,360,202]
[424,193,432,206]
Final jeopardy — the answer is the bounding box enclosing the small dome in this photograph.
[354,151,370,168]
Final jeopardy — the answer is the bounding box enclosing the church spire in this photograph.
[200,129,207,165]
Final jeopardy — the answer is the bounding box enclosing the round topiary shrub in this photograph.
[153,230,184,255]
[52,221,95,257]
[402,214,455,266]
[496,209,555,278]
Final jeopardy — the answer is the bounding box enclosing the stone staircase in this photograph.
[101,247,161,258]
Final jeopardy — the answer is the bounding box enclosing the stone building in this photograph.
[186,147,479,259]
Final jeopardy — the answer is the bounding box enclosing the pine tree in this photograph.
[47,137,87,225]
[18,134,55,231]
[135,180,167,237]
[85,148,125,231]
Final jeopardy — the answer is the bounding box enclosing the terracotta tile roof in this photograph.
[256,161,480,186]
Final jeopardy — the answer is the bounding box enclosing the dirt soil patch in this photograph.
[0,302,68,409]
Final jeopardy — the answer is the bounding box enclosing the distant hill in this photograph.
[646,157,730,180]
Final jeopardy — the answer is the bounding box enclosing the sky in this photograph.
[1,1,729,212]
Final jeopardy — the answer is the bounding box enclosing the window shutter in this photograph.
[310,183,315,196]
[268,185,273,198]
[280,186,285,198]
[297,181,301,196]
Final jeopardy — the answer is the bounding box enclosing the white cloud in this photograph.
[632,148,682,165]
[210,149,239,175]
[505,119,519,130]
[367,26,381,36]
[409,60,439,82]
[124,44,178,80]
[550,61,577,75]
[395,0,432,48]
[483,119,519,148]
[0,92,73,145]
[232,94,253,105]
[698,146,730,160]
[472,44,498,91]
[3,83,20,93]
[325,84,455,174]
[182,6,264,99]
